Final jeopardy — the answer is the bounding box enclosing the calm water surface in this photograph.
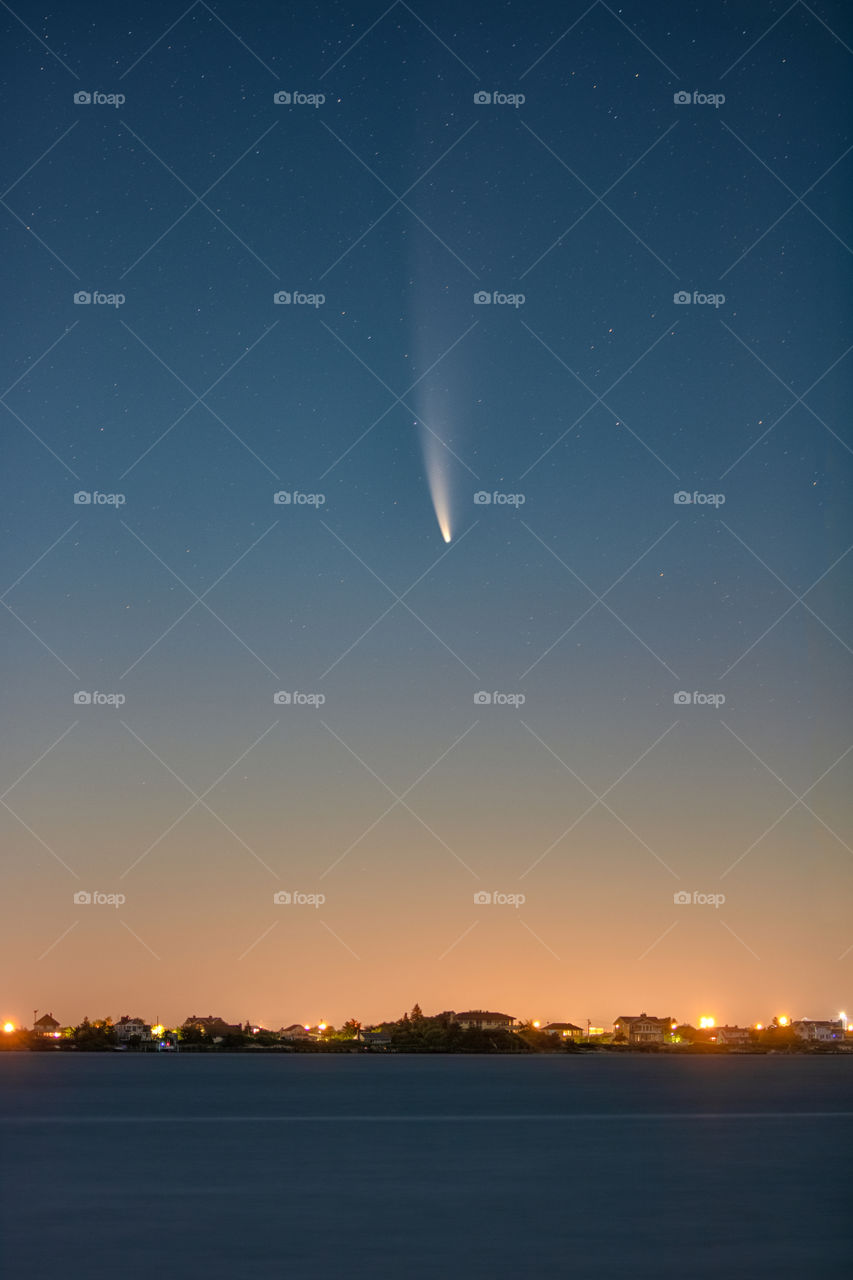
[1,1054,851,1278]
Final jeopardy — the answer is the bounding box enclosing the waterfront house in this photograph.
[114,1015,151,1042]
[613,1014,673,1044]
[542,1022,584,1039]
[32,1013,60,1038]
[453,1010,515,1031]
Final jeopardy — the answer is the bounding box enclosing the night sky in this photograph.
[2,0,851,1031]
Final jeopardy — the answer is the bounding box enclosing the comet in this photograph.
[419,421,453,542]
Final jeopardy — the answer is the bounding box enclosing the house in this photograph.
[33,1013,61,1038]
[453,1010,515,1031]
[114,1016,151,1042]
[715,1025,753,1047]
[280,1024,312,1041]
[542,1022,584,1040]
[182,1014,242,1037]
[360,1029,392,1048]
[614,1014,673,1045]
[792,1019,845,1043]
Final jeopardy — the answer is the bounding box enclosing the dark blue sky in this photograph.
[2,1,851,1028]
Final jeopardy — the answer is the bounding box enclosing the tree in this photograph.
[410,1004,424,1023]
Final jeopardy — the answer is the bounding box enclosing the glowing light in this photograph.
[2,1022,14,1033]
[318,1023,327,1032]
[755,1023,763,1030]
[532,1021,541,1029]
[777,1015,789,1027]
[419,421,453,543]
[699,1016,715,1029]
[151,1025,165,1038]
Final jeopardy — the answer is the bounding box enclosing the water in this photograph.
[2,1054,851,1278]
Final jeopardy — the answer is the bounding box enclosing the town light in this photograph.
[532,1021,541,1029]
[2,1022,14,1033]
[151,1025,165,1038]
[755,1023,763,1030]
[318,1023,327,1032]
[777,1015,789,1027]
[699,1016,715,1029]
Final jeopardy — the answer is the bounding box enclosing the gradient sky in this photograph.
[2,0,851,1032]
